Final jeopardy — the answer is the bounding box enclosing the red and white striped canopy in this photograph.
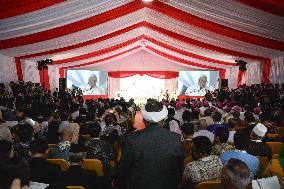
[0,0,283,83]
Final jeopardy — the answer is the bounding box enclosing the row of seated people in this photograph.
[0,81,284,188]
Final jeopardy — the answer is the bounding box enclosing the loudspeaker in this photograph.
[221,79,228,89]
[59,78,66,92]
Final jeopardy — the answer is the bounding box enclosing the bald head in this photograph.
[198,119,207,130]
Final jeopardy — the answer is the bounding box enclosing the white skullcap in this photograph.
[253,123,267,137]
[141,105,168,123]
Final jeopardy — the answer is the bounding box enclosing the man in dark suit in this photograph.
[115,100,184,189]
[29,138,62,184]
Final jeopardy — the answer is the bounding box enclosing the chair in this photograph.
[82,159,103,176]
[278,127,284,136]
[266,134,279,138]
[266,142,281,155]
[256,156,268,179]
[48,144,56,149]
[81,135,91,141]
[196,180,224,189]
[66,186,85,189]
[184,156,192,167]
[47,159,69,172]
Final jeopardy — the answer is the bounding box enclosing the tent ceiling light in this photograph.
[140,41,147,47]
[142,0,153,2]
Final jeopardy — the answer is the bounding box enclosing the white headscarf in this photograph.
[141,105,168,123]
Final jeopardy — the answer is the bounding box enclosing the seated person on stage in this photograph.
[246,123,272,161]
[185,75,210,96]
[79,75,105,95]
[221,158,251,189]
[182,136,223,187]
[29,138,62,184]
[220,129,259,179]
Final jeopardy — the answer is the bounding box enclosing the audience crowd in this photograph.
[0,81,283,189]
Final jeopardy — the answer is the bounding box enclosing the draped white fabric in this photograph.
[270,57,284,84]
[165,78,178,94]
[225,67,239,89]
[245,62,262,86]
[0,54,17,85]
[23,60,40,83]
[48,66,59,91]
[2,8,283,60]
[166,0,284,41]
[108,77,120,99]
[0,0,132,40]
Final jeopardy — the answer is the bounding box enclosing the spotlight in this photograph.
[140,41,147,47]
[142,0,153,2]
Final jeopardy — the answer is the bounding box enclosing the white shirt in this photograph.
[169,120,182,136]
[193,130,214,143]
[228,130,236,143]
[71,111,80,120]
[79,84,105,95]
[185,84,210,96]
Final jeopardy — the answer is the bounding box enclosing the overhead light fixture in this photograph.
[142,0,153,2]
[140,41,147,47]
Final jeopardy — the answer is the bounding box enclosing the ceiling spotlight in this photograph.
[142,0,153,2]
[140,41,147,47]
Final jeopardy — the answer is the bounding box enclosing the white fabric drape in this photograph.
[225,67,239,89]
[0,54,18,85]
[165,78,178,93]
[48,66,59,91]
[108,77,120,98]
[245,62,262,86]
[23,60,40,83]
[270,57,284,84]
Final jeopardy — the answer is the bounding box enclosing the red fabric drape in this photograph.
[0,0,64,19]
[263,59,271,85]
[219,69,226,79]
[237,0,284,17]
[2,1,284,51]
[14,57,23,81]
[108,71,179,79]
[39,68,50,90]
[237,70,246,87]
[59,68,65,78]
[149,1,284,51]
[0,1,143,49]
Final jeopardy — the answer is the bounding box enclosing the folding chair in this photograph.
[82,159,103,176]
[47,159,69,172]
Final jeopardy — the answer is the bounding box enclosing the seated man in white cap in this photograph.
[115,99,184,189]
[246,123,272,161]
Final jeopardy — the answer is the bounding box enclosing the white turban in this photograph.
[253,123,267,137]
[141,105,168,123]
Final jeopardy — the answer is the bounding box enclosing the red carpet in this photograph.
[133,111,145,130]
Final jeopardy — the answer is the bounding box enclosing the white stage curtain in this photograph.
[270,57,284,84]
[0,54,18,85]
[108,77,120,99]
[23,60,40,83]
[245,62,262,86]
[165,78,178,93]
[225,67,238,89]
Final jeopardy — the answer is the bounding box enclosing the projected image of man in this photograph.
[185,75,210,96]
[80,75,105,95]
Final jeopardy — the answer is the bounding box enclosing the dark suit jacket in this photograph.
[116,123,184,189]
[29,157,62,184]
[61,165,98,189]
